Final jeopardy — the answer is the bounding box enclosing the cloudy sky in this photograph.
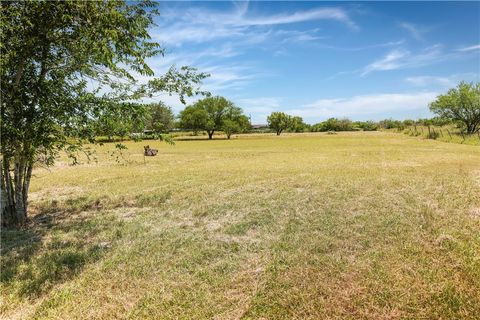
[146,1,479,123]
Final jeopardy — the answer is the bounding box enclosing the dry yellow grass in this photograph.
[1,131,480,319]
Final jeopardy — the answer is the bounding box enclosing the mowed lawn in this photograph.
[2,132,480,319]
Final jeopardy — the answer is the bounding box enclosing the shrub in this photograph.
[354,121,378,131]
[312,118,354,132]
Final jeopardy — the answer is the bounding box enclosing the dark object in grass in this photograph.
[144,145,158,156]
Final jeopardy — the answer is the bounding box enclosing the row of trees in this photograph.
[268,115,475,135]
[94,103,377,138]
[266,113,404,134]
[95,96,477,140]
[94,82,480,140]
[93,96,252,140]
[265,82,480,135]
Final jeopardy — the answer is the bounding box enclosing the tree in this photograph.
[177,105,208,135]
[222,106,250,139]
[178,96,235,139]
[225,116,250,139]
[310,118,355,132]
[267,112,292,135]
[288,116,308,132]
[0,1,208,227]
[198,96,233,139]
[146,102,175,134]
[222,120,241,139]
[429,82,480,134]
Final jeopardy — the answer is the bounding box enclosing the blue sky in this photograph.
[145,1,480,124]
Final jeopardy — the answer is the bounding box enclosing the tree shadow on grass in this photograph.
[0,201,116,299]
[0,190,169,300]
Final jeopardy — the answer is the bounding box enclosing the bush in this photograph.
[311,118,354,132]
[354,121,378,131]
[379,118,403,130]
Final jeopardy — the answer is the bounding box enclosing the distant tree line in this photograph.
[265,82,479,135]
[94,81,479,140]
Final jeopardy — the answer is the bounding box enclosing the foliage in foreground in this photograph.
[0,1,208,227]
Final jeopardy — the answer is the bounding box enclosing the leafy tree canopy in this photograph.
[178,96,247,139]
[0,1,208,227]
[288,116,308,133]
[222,106,250,139]
[95,102,148,141]
[267,112,292,135]
[429,82,480,134]
[145,102,176,134]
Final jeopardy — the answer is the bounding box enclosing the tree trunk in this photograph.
[276,130,282,136]
[1,157,33,228]
[227,133,231,139]
[207,130,214,139]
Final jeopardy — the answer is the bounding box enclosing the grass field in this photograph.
[1,132,480,319]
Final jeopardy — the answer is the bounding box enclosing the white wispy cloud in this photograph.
[179,4,356,28]
[147,2,359,96]
[361,49,409,75]
[322,40,405,52]
[405,73,478,87]
[275,28,325,43]
[406,76,456,87]
[201,65,264,92]
[361,44,446,76]
[285,92,438,122]
[153,3,356,46]
[399,22,425,41]
[138,42,263,96]
[457,44,480,52]
[151,25,246,46]
[230,8,357,29]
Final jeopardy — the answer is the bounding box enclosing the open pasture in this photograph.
[2,132,480,319]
